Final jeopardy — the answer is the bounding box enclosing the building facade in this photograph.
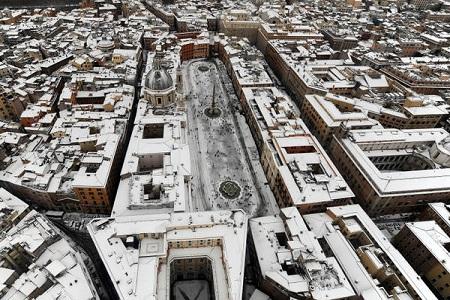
[330,128,450,215]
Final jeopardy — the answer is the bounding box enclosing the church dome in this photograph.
[145,68,173,91]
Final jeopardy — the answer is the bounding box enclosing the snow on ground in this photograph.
[184,60,270,217]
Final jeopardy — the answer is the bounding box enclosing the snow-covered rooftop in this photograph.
[335,128,450,195]
[88,210,247,300]
[0,210,98,300]
[303,205,437,300]
[112,103,191,217]
[250,207,355,299]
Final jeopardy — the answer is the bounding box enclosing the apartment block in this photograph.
[249,207,354,300]
[0,209,99,299]
[421,202,450,237]
[382,64,450,95]
[303,205,437,300]
[112,111,191,217]
[0,188,30,232]
[330,128,450,215]
[88,210,247,300]
[303,93,447,146]
[249,205,435,299]
[302,93,380,146]
[394,221,450,299]
[240,86,353,214]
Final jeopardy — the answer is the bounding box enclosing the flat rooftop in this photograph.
[304,205,437,300]
[250,207,355,299]
[88,210,247,300]
[335,128,450,195]
[241,87,353,207]
[402,221,450,274]
[273,135,354,205]
[0,210,98,300]
[113,105,191,217]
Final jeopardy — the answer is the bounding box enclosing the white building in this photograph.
[0,208,99,299]
[88,210,247,300]
[240,87,354,213]
[330,128,450,215]
[303,205,437,300]
[112,110,191,217]
[249,207,355,300]
[0,187,30,232]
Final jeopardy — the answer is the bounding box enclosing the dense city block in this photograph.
[0,0,450,299]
